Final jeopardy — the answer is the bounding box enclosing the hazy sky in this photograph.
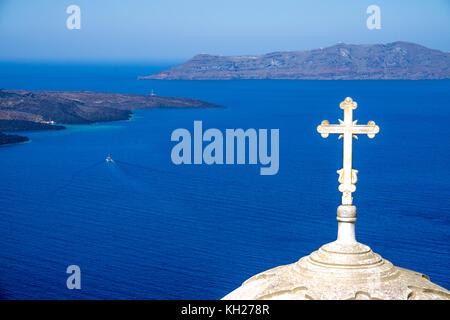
[0,0,448,62]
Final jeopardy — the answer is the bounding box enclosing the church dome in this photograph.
[223,240,450,300]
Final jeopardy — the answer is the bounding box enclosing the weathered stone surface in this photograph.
[222,240,450,300]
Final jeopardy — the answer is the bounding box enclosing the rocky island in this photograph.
[139,41,450,80]
[0,89,221,145]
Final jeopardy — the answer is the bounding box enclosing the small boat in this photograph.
[106,154,113,162]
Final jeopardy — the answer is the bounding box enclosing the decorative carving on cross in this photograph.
[317,97,379,205]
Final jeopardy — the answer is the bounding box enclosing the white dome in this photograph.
[223,240,450,300]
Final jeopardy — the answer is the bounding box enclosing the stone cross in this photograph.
[317,97,379,206]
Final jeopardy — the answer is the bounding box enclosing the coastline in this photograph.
[139,42,450,80]
[0,135,30,147]
[0,89,223,146]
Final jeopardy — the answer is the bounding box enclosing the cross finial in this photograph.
[317,97,379,244]
[317,97,379,205]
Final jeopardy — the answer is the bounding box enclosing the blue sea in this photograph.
[0,63,448,299]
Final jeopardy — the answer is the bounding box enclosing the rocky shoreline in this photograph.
[0,89,222,145]
[139,41,450,80]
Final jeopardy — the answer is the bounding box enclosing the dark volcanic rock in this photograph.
[0,90,132,124]
[139,41,450,80]
[0,89,221,145]
[0,90,221,125]
[0,119,65,132]
[50,91,222,110]
[0,132,29,145]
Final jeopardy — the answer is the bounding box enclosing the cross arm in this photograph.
[351,121,380,138]
[317,120,380,138]
[317,120,345,138]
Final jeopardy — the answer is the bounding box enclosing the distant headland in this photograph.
[0,90,222,146]
[139,41,450,80]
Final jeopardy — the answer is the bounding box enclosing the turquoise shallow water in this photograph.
[0,64,449,299]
